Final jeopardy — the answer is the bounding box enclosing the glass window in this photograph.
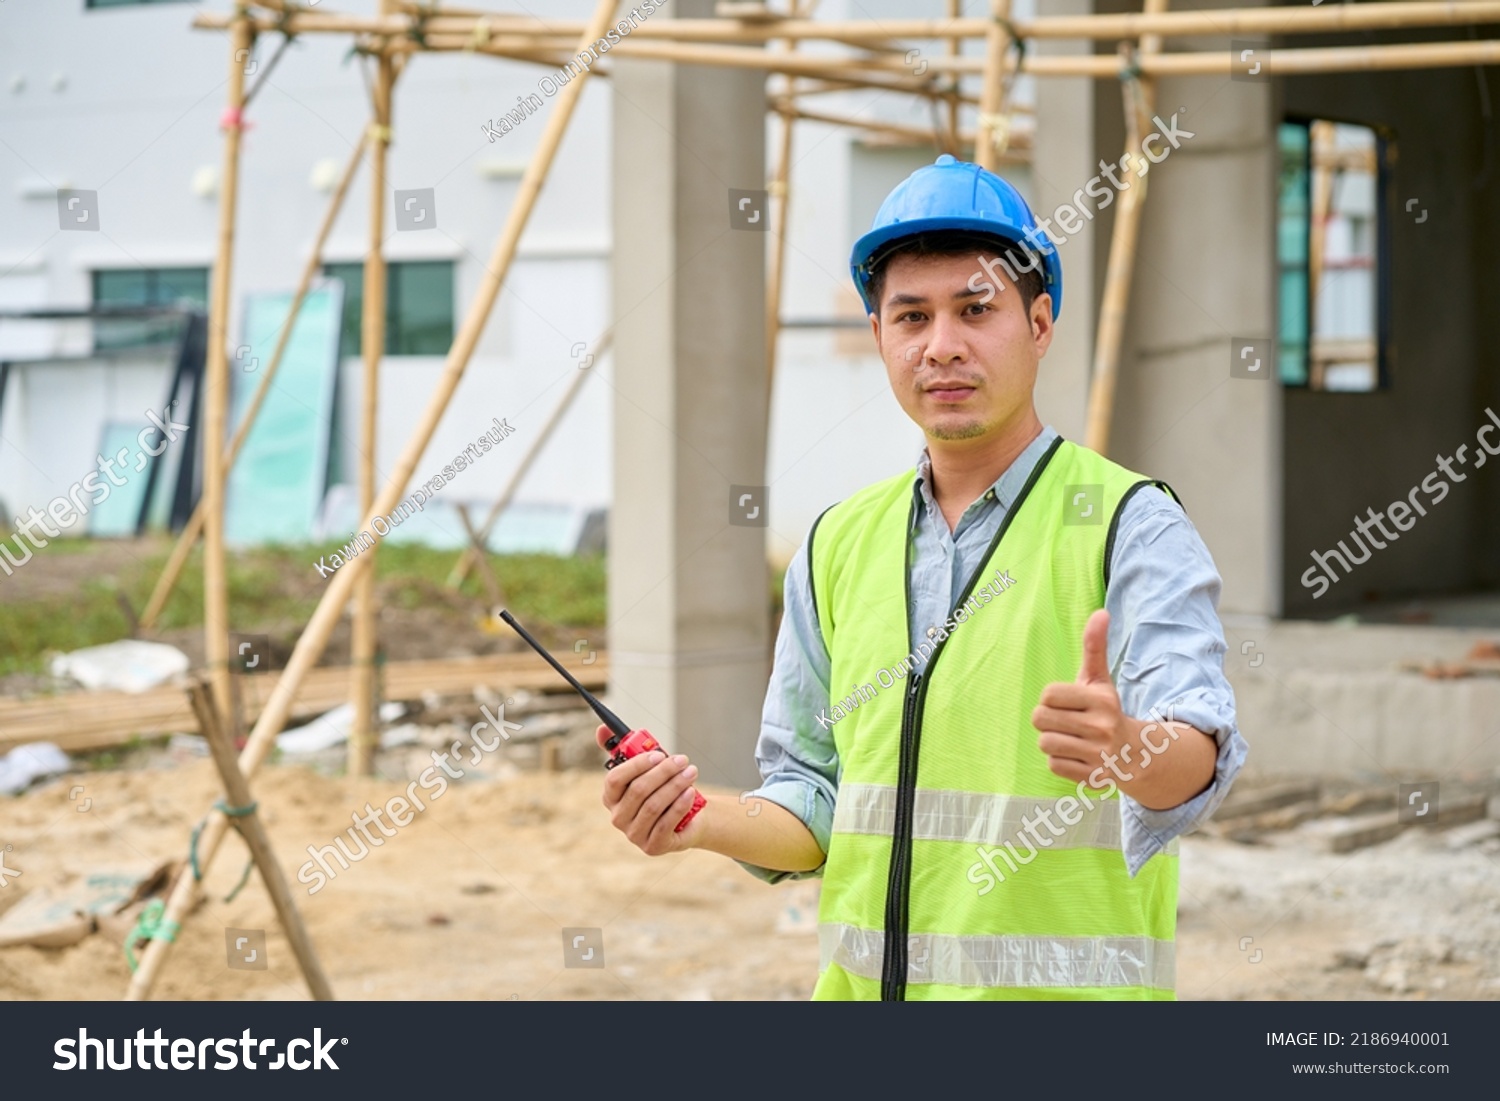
[91,266,208,350]
[323,260,455,358]
[1276,119,1389,391]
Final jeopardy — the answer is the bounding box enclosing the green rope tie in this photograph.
[995,16,1028,67]
[187,800,258,899]
[124,899,181,973]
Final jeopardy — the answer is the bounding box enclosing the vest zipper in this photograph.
[880,670,925,1000]
[876,434,1066,1001]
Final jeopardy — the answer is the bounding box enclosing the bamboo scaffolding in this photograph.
[201,13,254,746]
[975,0,1015,172]
[384,30,1500,81]
[187,677,335,1001]
[125,0,624,1003]
[206,3,1500,43]
[943,0,962,154]
[1085,0,1170,455]
[140,136,369,630]
[765,0,806,397]
[350,34,398,778]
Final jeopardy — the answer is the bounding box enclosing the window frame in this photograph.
[1276,113,1396,393]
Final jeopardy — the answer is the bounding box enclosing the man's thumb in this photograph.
[1077,609,1111,684]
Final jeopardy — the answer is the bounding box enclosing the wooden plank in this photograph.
[0,652,608,753]
[1306,795,1490,853]
[1210,780,1321,821]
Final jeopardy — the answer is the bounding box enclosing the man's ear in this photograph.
[868,310,881,347]
[1030,293,1055,357]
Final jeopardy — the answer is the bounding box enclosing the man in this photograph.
[598,154,1247,1000]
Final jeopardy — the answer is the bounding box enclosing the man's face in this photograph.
[869,250,1053,444]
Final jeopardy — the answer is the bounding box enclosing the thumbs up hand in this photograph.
[1031,609,1135,788]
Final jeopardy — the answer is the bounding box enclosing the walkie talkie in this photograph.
[497,610,706,831]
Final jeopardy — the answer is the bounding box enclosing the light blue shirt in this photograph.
[742,425,1248,881]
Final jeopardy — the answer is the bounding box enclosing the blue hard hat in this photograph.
[850,153,1062,320]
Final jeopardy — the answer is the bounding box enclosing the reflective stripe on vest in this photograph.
[820,924,1176,990]
[832,782,1181,855]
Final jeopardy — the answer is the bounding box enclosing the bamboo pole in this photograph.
[1085,0,1170,456]
[446,332,609,589]
[768,100,994,148]
[407,32,1500,81]
[1307,120,1336,391]
[943,0,962,155]
[765,1,803,397]
[975,0,1013,172]
[350,36,397,777]
[187,678,335,1001]
[790,77,979,105]
[208,3,1500,43]
[454,504,505,607]
[201,12,254,748]
[403,32,962,96]
[125,0,622,1002]
[140,135,368,630]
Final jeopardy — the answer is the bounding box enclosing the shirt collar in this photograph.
[913,424,1060,520]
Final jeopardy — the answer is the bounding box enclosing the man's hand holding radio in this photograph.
[596,725,827,873]
[596,726,703,855]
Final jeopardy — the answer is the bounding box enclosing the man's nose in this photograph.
[922,313,966,366]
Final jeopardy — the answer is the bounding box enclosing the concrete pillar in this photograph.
[608,2,768,790]
[1105,0,1281,618]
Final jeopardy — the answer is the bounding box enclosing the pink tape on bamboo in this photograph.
[219,105,251,132]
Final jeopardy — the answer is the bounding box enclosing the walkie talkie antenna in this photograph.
[497,609,630,741]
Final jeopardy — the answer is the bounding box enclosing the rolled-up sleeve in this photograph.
[1105,487,1249,876]
[736,537,841,884]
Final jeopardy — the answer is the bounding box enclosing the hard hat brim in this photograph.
[850,216,1062,320]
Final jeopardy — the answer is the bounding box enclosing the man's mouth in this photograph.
[923,381,977,402]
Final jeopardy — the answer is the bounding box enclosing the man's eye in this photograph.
[897,311,924,323]
[964,302,990,316]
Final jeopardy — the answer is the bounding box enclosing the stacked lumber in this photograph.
[1204,779,1498,853]
[0,652,609,755]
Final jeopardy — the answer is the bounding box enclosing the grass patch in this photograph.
[0,539,606,679]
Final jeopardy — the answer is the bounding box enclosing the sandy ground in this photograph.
[2,756,1498,1001]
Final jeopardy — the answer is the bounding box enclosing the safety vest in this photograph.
[807,436,1180,1000]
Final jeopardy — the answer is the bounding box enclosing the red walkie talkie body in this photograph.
[499,611,706,832]
[603,728,706,832]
